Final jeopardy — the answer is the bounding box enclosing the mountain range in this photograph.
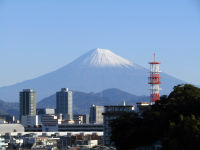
[0,48,185,102]
[0,88,149,117]
[37,88,149,114]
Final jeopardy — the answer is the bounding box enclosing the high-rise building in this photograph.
[56,88,73,121]
[19,89,36,121]
[89,105,104,124]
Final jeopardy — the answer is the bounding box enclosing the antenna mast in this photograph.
[148,53,162,103]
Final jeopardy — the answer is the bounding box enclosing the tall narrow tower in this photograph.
[19,89,36,121]
[149,53,161,103]
[56,88,73,121]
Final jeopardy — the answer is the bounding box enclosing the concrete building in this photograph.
[42,114,62,132]
[37,108,55,125]
[56,88,73,121]
[73,114,89,124]
[21,115,38,127]
[59,124,103,132]
[31,136,59,149]
[37,108,55,115]
[19,89,36,121]
[103,105,135,146]
[73,115,84,124]
[0,124,25,135]
[89,105,104,124]
[83,114,89,124]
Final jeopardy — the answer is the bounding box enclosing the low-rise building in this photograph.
[31,137,59,149]
[37,108,55,115]
[0,134,7,149]
[0,115,15,123]
[73,115,84,124]
[21,115,39,127]
[42,114,62,132]
[0,124,25,135]
[73,114,89,124]
[59,124,103,132]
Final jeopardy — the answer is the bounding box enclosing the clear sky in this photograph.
[0,0,200,87]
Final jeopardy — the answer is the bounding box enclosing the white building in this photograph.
[21,115,38,127]
[103,105,135,146]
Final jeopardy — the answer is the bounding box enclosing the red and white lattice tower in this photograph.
[149,53,162,103]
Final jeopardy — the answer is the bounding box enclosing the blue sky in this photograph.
[0,0,200,87]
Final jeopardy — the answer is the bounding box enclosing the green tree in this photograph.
[111,84,200,150]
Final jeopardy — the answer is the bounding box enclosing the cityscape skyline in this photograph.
[0,0,200,87]
[1,1,199,149]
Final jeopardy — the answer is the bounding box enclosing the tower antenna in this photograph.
[148,53,162,103]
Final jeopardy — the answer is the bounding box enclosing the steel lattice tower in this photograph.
[149,53,161,103]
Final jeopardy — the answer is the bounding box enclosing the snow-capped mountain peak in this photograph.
[72,48,135,68]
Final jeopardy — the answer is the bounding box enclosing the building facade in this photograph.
[56,88,73,121]
[21,115,38,127]
[0,124,25,135]
[89,105,104,124]
[103,105,135,146]
[73,114,89,124]
[19,89,36,121]
[37,108,55,115]
[42,114,62,132]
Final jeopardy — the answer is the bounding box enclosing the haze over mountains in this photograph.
[0,88,149,118]
[0,48,184,102]
[37,88,149,114]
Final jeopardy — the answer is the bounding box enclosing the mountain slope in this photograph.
[37,88,149,114]
[0,48,185,102]
[0,99,19,119]
[0,88,148,117]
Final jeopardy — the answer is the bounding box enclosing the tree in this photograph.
[111,84,200,150]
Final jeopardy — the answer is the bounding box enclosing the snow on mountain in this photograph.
[0,48,185,102]
[71,48,136,68]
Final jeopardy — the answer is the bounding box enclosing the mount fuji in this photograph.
[0,48,184,102]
